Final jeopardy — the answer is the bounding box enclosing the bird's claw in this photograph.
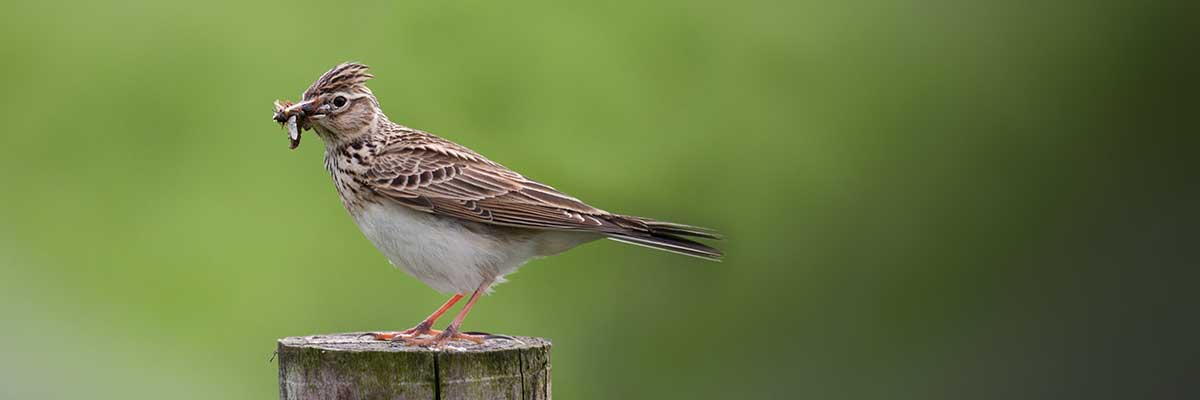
[402,327,491,347]
[362,320,448,341]
[363,328,515,347]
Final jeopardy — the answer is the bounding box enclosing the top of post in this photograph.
[278,332,551,353]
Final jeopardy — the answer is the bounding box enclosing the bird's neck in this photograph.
[318,111,389,151]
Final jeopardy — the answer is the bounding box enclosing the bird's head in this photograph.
[273,62,382,149]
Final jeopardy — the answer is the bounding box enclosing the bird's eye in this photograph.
[333,96,348,108]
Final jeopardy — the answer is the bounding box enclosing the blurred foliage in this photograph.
[0,0,1195,399]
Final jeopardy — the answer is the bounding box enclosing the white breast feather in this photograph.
[351,203,538,294]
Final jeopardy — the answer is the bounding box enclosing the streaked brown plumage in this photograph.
[273,62,721,347]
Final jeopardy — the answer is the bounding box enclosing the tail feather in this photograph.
[641,220,723,240]
[606,233,723,261]
[605,216,723,261]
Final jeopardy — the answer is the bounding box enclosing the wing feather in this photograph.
[359,133,722,259]
[364,141,620,232]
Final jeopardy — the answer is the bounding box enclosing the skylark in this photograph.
[273,62,722,347]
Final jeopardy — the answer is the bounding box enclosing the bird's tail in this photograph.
[604,217,723,261]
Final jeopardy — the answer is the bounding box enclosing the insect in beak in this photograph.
[273,99,306,149]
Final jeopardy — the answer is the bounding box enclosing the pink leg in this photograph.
[370,294,463,340]
[406,280,494,347]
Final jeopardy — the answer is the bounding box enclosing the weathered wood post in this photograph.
[278,333,551,399]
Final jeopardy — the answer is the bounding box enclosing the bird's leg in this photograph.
[405,280,493,347]
[401,293,464,337]
[369,294,463,341]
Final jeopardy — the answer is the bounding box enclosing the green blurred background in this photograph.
[1,0,1195,399]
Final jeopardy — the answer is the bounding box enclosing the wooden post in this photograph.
[277,333,551,400]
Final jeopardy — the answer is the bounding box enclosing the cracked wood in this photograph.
[277,333,551,400]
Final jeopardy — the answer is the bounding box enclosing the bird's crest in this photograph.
[302,62,374,100]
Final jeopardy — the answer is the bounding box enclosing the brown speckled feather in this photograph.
[362,126,633,233]
[303,63,374,101]
[352,124,721,260]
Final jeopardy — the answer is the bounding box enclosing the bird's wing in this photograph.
[363,141,638,233]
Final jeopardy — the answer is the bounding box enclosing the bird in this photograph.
[272,62,722,347]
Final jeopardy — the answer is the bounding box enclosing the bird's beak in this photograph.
[273,98,320,150]
[288,99,321,118]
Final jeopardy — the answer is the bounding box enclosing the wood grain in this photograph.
[278,333,551,399]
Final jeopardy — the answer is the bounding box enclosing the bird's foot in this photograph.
[402,326,489,348]
[365,321,441,341]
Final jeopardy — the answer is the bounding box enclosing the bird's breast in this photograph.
[325,146,378,210]
[348,202,539,294]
